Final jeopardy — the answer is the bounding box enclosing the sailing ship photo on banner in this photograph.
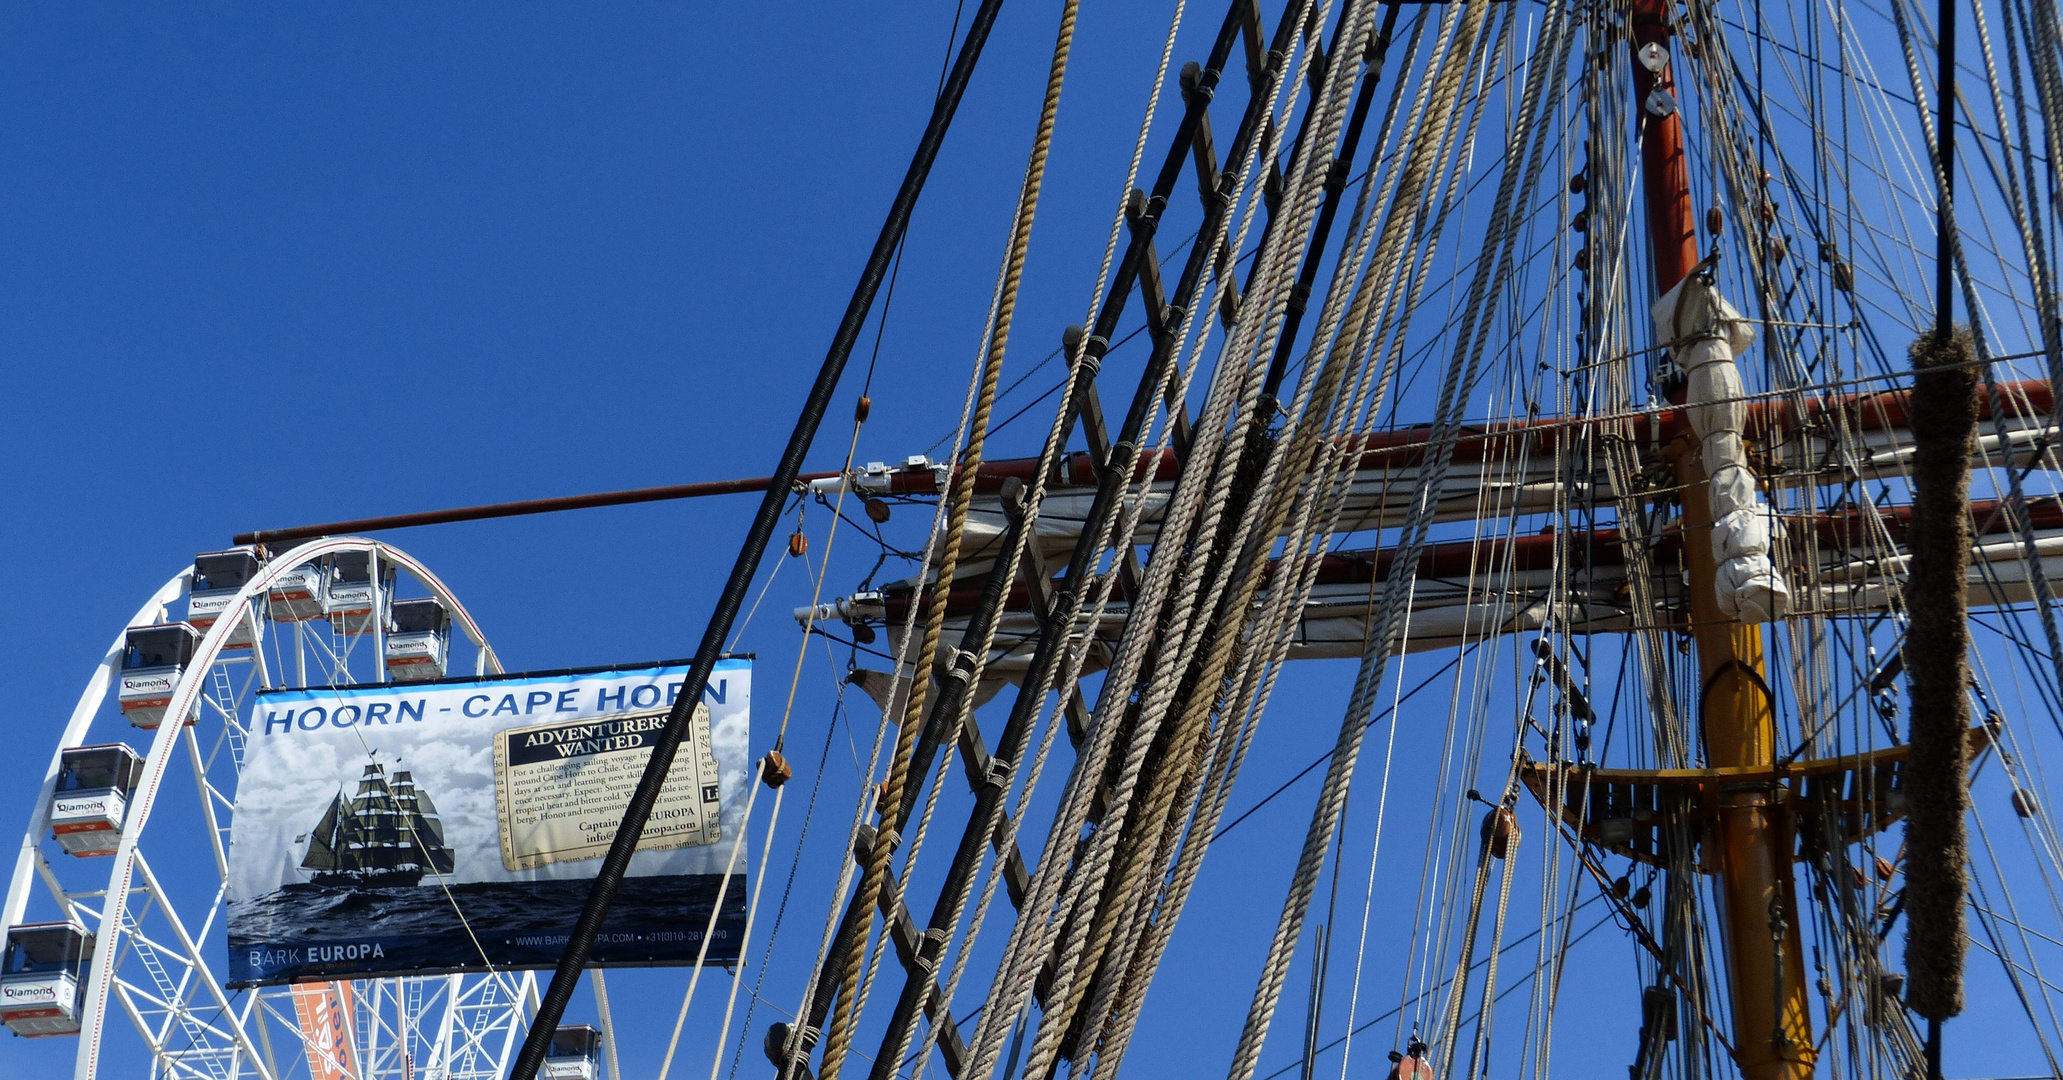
[224,658,750,986]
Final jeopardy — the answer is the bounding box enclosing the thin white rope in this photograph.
[658,758,769,1080]
[708,780,790,1080]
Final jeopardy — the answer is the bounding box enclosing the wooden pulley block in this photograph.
[761,750,794,789]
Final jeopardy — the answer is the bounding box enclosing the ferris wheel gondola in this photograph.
[2,538,536,1080]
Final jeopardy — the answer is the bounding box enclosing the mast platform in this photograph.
[1521,728,1990,871]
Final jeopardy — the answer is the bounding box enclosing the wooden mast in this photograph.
[1628,1,1817,1075]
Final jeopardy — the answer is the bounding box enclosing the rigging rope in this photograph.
[726,666,849,1080]
[878,0,1202,1075]
[961,1,1332,1066]
[658,765,770,1080]
[817,4,1083,1078]
[774,257,991,1080]
[991,6,1351,1072]
[1219,3,1577,1077]
[789,0,2063,1072]
[1054,2,1401,1065]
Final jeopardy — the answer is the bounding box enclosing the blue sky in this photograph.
[0,5,1394,1076]
[0,4,2050,1080]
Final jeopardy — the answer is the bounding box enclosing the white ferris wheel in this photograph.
[1,537,543,1080]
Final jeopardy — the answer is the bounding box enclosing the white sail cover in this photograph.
[1655,273,1791,622]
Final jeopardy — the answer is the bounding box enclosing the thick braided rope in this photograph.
[1096,4,1491,1061]
[911,414,1188,1071]
[1095,439,1360,1072]
[1082,334,1379,1073]
[815,6,1084,1077]
[843,671,970,1073]
[1888,0,2063,743]
[1071,28,1414,1041]
[962,12,1325,1069]
[688,224,911,1080]
[944,23,1246,1080]
[1972,0,2050,289]
[1366,27,1577,1024]
[1220,4,1574,1076]
[757,359,932,1080]
[961,0,1340,1049]
[772,203,1002,1080]
[1115,0,1387,761]
[844,0,1202,1066]
[1296,0,1476,425]
[1098,124,1446,1059]
[1123,154,1454,1069]
[1999,0,2063,359]
[1433,846,1497,1072]
[1460,826,1520,1080]
[1212,8,1499,1073]
[1428,7,1579,1062]
[879,0,1197,1060]
[1043,3,1392,1061]
[806,337,987,1080]
[1997,0,2063,431]
[1010,219,1284,1078]
[1320,0,1468,344]
[960,261,1206,1073]
[866,10,1199,1080]
[1961,0,2063,725]
[1953,18,2063,740]
[921,274,1177,1078]
[1008,18,1350,1079]
[1417,14,1576,1059]
[959,376,1190,1077]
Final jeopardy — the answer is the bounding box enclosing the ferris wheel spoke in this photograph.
[427,972,535,1080]
[107,911,253,1080]
[106,980,236,1080]
[296,623,345,686]
[126,858,247,1043]
[178,729,233,883]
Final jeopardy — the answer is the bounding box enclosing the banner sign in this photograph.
[290,982,356,1080]
[226,659,749,986]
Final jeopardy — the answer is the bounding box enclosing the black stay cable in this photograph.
[506,1,1012,1074]
[1922,0,1960,1075]
[1937,0,1959,342]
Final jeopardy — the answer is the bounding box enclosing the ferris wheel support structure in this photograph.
[1,537,529,1080]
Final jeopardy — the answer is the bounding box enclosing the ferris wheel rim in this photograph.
[2,568,190,931]
[0,537,504,1080]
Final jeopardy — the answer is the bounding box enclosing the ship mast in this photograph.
[1627,2,1815,1076]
